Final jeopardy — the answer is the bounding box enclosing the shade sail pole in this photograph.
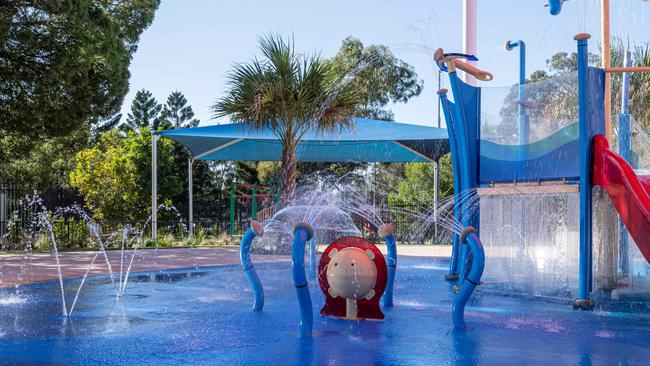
[188,157,194,235]
[152,134,159,240]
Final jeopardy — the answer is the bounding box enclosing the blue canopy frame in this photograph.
[150,118,449,237]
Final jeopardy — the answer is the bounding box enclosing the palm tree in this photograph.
[213,34,360,204]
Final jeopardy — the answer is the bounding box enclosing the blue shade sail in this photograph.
[156,118,450,163]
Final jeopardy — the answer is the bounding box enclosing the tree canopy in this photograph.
[213,34,360,203]
[124,89,163,131]
[330,37,423,121]
[0,0,160,139]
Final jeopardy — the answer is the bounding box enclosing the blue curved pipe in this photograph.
[240,224,264,311]
[380,224,397,307]
[452,227,485,329]
[292,223,314,337]
[439,89,462,280]
[448,70,474,283]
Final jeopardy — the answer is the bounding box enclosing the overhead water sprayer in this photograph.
[545,0,569,15]
[434,48,493,82]
[505,40,528,145]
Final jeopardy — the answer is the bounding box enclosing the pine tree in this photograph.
[159,91,200,129]
[124,89,162,131]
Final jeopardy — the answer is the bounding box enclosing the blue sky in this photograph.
[121,0,650,128]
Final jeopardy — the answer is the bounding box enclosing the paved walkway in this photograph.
[0,247,289,289]
[0,245,450,288]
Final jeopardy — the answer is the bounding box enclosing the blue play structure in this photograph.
[435,25,650,315]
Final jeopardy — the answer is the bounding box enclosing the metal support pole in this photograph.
[151,134,160,240]
[575,33,594,310]
[230,186,236,236]
[618,49,632,276]
[434,70,441,240]
[433,160,439,238]
[602,0,612,141]
[0,184,6,236]
[462,0,477,85]
[188,158,194,235]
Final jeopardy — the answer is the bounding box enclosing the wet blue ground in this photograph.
[1,257,649,365]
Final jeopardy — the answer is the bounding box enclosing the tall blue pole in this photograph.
[439,89,462,280]
[506,40,528,145]
[291,222,314,337]
[240,221,264,311]
[575,33,594,310]
[618,49,632,276]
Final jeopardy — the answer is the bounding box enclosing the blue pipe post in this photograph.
[240,221,264,311]
[439,89,462,280]
[452,227,485,329]
[379,224,397,307]
[448,70,473,283]
[575,33,594,310]
[292,222,314,337]
[618,49,632,276]
[506,40,528,145]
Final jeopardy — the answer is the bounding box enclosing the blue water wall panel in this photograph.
[588,67,605,137]
[479,123,580,183]
[457,79,480,187]
[478,67,604,184]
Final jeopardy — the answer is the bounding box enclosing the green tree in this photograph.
[70,131,140,221]
[213,34,360,203]
[330,37,423,121]
[1,128,90,191]
[70,127,180,221]
[124,89,162,131]
[296,37,424,180]
[388,154,454,205]
[0,0,160,140]
[159,91,200,129]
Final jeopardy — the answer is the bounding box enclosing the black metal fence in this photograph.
[1,181,451,250]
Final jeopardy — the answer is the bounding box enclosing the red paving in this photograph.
[0,247,289,288]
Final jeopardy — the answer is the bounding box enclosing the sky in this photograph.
[121,0,650,128]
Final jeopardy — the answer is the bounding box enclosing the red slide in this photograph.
[593,134,650,264]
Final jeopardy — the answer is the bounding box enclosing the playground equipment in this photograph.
[438,24,650,310]
[230,182,279,235]
[319,236,387,320]
[238,214,399,336]
[231,0,650,339]
[240,221,264,311]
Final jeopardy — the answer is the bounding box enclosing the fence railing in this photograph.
[1,200,452,251]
